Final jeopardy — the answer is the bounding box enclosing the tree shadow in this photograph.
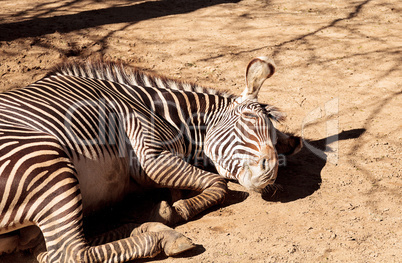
[262,128,366,202]
[0,0,241,42]
[198,0,375,63]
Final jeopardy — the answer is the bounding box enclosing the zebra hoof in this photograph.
[161,230,196,256]
[130,222,173,236]
[172,199,191,221]
[144,222,173,232]
[150,201,181,225]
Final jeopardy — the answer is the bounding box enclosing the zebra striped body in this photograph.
[0,57,298,262]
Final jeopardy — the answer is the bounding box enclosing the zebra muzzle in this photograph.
[239,156,278,192]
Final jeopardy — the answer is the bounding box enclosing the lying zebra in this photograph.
[0,57,301,262]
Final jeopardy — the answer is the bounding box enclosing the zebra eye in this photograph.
[242,112,259,119]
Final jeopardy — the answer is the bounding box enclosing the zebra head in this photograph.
[205,57,282,192]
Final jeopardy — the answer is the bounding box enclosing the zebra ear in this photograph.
[275,130,303,156]
[241,57,275,101]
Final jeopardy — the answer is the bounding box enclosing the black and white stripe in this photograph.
[0,57,279,262]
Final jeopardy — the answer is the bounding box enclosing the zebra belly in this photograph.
[71,151,133,216]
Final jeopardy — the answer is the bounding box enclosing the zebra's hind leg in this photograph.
[87,222,175,243]
[38,211,195,262]
[29,158,194,261]
[88,221,195,255]
[36,190,195,262]
[130,222,195,256]
[39,231,195,263]
[35,177,195,262]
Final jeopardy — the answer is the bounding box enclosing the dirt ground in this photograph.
[0,0,401,262]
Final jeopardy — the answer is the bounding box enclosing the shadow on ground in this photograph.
[263,128,367,202]
[0,0,241,42]
[133,244,206,263]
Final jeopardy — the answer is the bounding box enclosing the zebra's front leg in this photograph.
[142,151,228,225]
[172,178,227,220]
[130,119,228,225]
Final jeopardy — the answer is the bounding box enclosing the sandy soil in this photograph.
[0,0,401,262]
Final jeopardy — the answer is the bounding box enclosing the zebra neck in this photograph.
[137,88,236,162]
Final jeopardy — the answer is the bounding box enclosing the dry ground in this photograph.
[0,0,401,262]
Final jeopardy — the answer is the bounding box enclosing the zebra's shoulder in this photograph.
[46,59,235,99]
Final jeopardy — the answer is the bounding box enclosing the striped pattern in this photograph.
[0,58,279,262]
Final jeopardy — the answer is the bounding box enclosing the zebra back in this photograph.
[48,60,235,99]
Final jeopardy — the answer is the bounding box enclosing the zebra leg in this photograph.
[88,222,171,245]
[130,118,228,225]
[87,223,140,246]
[143,152,228,225]
[171,177,228,221]
[39,232,194,262]
[35,176,194,263]
[149,189,183,224]
[88,221,194,257]
[130,222,195,256]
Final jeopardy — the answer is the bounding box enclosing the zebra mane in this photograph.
[47,60,236,99]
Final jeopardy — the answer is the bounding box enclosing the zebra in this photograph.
[0,56,301,262]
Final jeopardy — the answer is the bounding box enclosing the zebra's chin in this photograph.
[212,157,278,193]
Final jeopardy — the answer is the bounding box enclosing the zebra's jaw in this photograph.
[238,161,278,193]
